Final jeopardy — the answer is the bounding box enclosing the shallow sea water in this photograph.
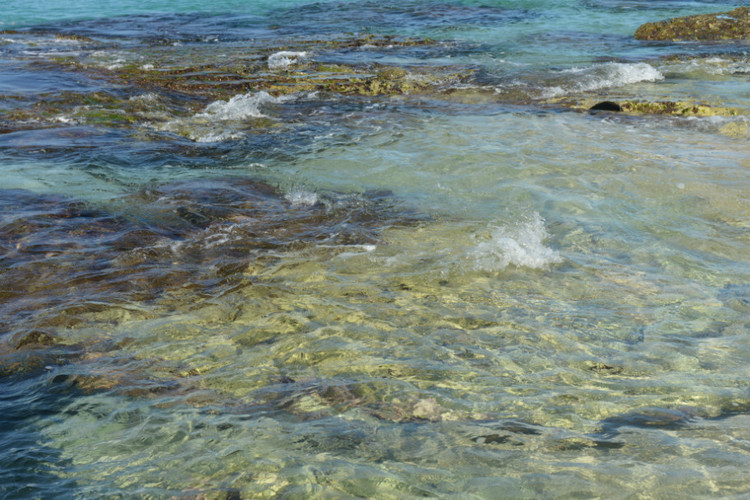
[1,0,750,498]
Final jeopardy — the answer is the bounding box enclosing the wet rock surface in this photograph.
[0,20,747,140]
[556,97,747,119]
[635,7,750,41]
[0,28,473,135]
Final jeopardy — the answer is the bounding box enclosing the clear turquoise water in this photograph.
[2,1,750,498]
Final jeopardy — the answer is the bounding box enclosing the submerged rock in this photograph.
[635,7,750,41]
[0,31,473,134]
[0,180,424,383]
[0,347,82,378]
[596,407,696,438]
[594,400,750,440]
[718,283,750,313]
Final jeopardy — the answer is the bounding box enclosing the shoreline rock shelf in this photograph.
[635,7,750,41]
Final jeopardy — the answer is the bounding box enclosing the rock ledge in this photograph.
[635,7,750,41]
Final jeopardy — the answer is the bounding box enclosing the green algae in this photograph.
[0,179,425,385]
[12,26,747,137]
[54,33,96,43]
[559,97,746,118]
[39,33,455,101]
[110,60,465,99]
[635,7,750,41]
[619,100,741,117]
[0,33,472,133]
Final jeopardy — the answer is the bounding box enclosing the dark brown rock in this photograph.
[589,101,622,112]
[635,7,750,41]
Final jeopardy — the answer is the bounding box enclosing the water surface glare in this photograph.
[1,0,750,498]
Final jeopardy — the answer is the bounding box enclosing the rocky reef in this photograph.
[635,7,750,41]
[587,99,743,117]
[0,31,472,135]
[0,179,424,379]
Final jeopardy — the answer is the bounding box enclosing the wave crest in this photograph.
[542,62,664,98]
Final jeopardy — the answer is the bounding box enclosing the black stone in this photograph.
[589,101,622,112]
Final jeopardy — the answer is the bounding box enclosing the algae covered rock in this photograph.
[573,98,744,118]
[635,7,750,41]
[618,100,741,117]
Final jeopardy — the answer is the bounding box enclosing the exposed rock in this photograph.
[635,7,750,41]
[589,101,622,112]
[0,32,473,133]
[568,98,745,118]
[619,100,741,117]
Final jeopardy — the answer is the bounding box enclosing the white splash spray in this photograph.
[267,51,308,70]
[284,188,319,207]
[470,213,563,271]
[542,62,664,98]
[195,91,279,121]
[160,91,292,142]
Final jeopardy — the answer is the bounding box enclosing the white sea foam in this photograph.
[285,188,319,207]
[542,62,664,98]
[54,114,78,124]
[129,92,160,104]
[470,213,562,271]
[160,91,290,142]
[194,131,245,143]
[267,51,308,70]
[661,56,750,77]
[196,91,278,121]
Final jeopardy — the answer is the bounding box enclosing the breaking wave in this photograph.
[268,50,308,70]
[284,188,320,207]
[470,213,563,271]
[160,91,292,142]
[542,62,664,98]
[196,91,280,121]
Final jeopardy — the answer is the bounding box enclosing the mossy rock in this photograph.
[12,329,58,349]
[575,98,744,118]
[635,7,750,41]
[0,32,475,133]
[54,33,96,43]
[619,100,741,117]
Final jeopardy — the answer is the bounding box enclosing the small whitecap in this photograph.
[542,62,664,98]
[330,244,377,260]
[160,91,290,142]
[197,91,279,121]
[285,189,319,207]
[267,51,308,70]
[129,93,161,104]
[194,130,245,143]
[54,115,78,124]
[470,213,563,271]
